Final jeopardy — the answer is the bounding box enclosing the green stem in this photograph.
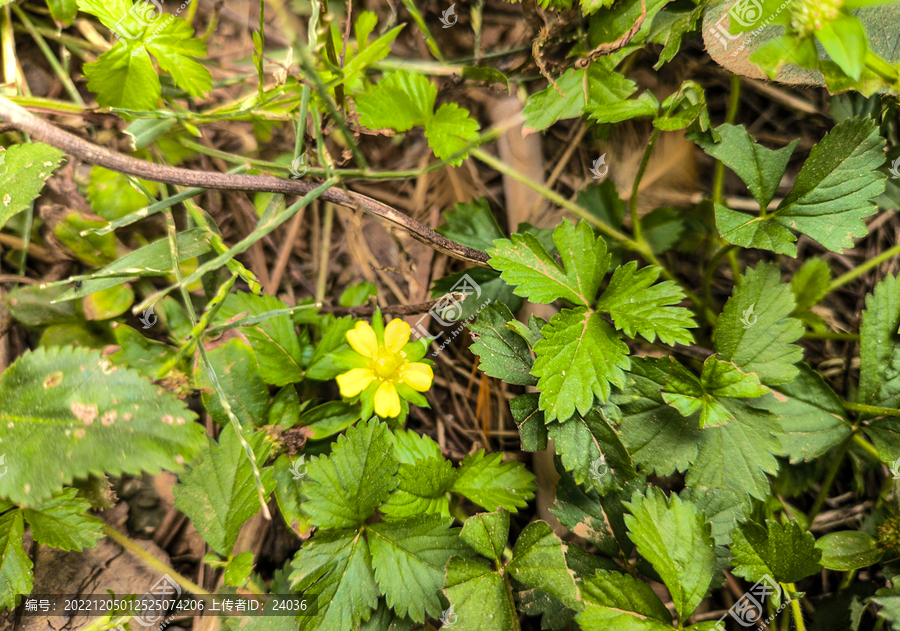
[10,4,83,105]
[828,241,900,293]
[853,433,882,462]
[316,202,334,304]
[629,127,662,242]
[807,435,853,525]
[801,331,859,341]
[102,524,209,595]
[702,243,735,311]
[711,74,741,206]
[843,401,900,418]
[789,588,806,631]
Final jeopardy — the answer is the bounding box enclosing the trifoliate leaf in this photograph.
[451,450,535,512]
[173,425,275,556]
[460,510,509,561]
[303,419,398,529]
[0,510,31,611]
[615,357,700,477]
[731,519,822,584]
[218,293,304,386]
[290,528,379,631]
[425,102,480,166]
[507,521,579,609]
[816,531,883,571]
[355,70,436,131]
[547,407,635,493]
[687,399,781,501]
[662,356,768,428]
[488,220,609,307]
[0,346,204,506]
[596,261,695,346]
[532,308,629,422]
[468,302,537,386]
[444,557,518,631]
[859,274,900,410]
[379,457,457,520]
[624,489,716,621]
[711,118,886,255]
[436,197,505,252]
[369,514,469,622]
[22,488,103,551]
[0,143,65,230]
[580,570,672,623]
[754,363,851,463]
[689,124,797,209]
[714,262,804,385]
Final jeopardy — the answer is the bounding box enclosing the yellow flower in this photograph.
[336,318,434,418]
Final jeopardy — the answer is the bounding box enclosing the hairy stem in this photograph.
[629,127,661,242]
[828,241,900,293]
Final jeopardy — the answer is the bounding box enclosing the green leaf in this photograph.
[791,258,832,313]
[623,489,716,621]
[271,455,311,537]
[0,510,32,611]
[76,0,129,32]
[460,509,509,561]
[580,570,671,623]
[547,407,635,493]
[433,268,522,323]
[532,308,629,422]
[687,400,781,501]
[731,519,822,583]
[368,514,469,621]
[816,531,883,571]
[47,0,78,25]
[550,472,620,557]
[83,43,161,110]
[303,418,399,528]
[444,556,519,631]
[218,293,304,386]
[0,346,204,506]
[356,70,436,131]
[615,357,700,477]
[755,363,851,463]
[816,14,868,81]
[714,262,804,385]
[577,605,674,631]
[195,336,270,428]
[143,17,212,97]
[290,528,380,630]
[450,450,536,512]
[173,425,276,556]
[713,118,886,255]
[509,393,547,452]
[82,284,135,321]
[468,302,537,386]
[22,488,103,551]
[0,143,65,230]
[522,68,588,134]
[380,456,457,520]
[859,274,900,410]
[662,356,768,428]
[488,220,609,307]
[339,282,378,308]
[507,521,579,608]
[689,124,797,208]
[596,261,695,346]
[436,197,505,252]
[390,428,443,463]
[224,550,254,587]
[425,102,480,166]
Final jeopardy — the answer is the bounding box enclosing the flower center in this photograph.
[790,0,841,35]
[372,348,406,379]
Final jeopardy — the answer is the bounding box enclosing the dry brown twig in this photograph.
[0,96,491,269]
[575,0,648,69]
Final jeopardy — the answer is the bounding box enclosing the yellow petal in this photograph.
[374,381,401,418]
[384,318,411,352]
[400,362,433,392]
[336,368,375,397]
[346,321,378,358]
